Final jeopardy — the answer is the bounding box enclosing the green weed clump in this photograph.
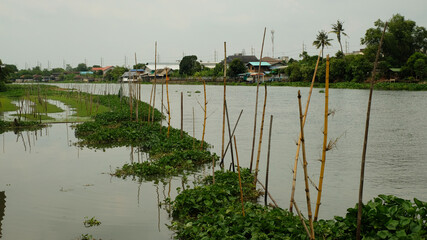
[171,170,427,239]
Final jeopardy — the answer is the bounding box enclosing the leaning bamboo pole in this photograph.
[225,100,236,172]
[292,200,312,239]
[253,83,268,185]
[250,27,267,172]
[289,50,322,213]
[233,135,245,217]
[200,79,207,150]
[297,90,315,240]
[222,110,244,158]
[314,55,330,221]
[166,70,171,137]
[265,115,273,206]
[151,41,158,123]
[220,42,227,169]
[356,21,388,240]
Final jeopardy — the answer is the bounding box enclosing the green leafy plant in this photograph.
[83,216,101,228]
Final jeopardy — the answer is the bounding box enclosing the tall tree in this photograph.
[330,20,348,54]
[313,30,332,58]
[179,55,201,76]
[228,58,247,78]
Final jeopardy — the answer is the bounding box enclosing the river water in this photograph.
[0,83,426,239]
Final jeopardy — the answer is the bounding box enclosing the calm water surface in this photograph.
[0,83,426,239]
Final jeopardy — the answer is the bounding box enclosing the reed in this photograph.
[264,115,273,206]
[356,21,388,240]
[200,80,207,150]
[233,135,245,217]
[253,83,267,185]
[220,42,227,169]
[250,27,267,172]
[297,90,315,239]
[289,50,321,213]
[314,55,330,221]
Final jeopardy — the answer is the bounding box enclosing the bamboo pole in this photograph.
[222,109,244,160]
[180,91,183,138]
[151,41,157,123]
[233,135,245,217]
[220,42,227,169]
[253,83,267,185]
[289,50,322,212]
[135,52,139,121]
[212,156,216,184]
[265,115,273,206]
[356,21,388,240]
[292,200,312,239]
[225,100,236,172]
[193,107,195,149]
[166,71,171,137]
[314,55,330,221]
[200,79,207,150]
[250,27,267,172]
[256,179,278,208]
[160,75,164,130]
[297,90,315,239]
[148,82,153,122]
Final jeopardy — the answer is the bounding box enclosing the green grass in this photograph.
[49,95,111,117]
[0,97,18,112]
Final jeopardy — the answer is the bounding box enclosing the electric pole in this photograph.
[271,30,275,58]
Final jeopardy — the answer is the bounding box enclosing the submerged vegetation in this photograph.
[170,170,427,239]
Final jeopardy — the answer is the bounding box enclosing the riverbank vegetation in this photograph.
[170,170,427,239]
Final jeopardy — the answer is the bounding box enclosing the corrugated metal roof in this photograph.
[247,62,271,66]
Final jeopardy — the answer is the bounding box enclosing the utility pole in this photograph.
[271,30,275,58]
[214,50,217,62]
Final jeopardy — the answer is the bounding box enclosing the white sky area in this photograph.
[1,0,426,69]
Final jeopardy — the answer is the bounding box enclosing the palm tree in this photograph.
[330,20,348,54]
[313,30,332,58]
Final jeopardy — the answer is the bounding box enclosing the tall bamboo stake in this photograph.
[289,50,322,213]
[356,21,388,240]
[314,55,330,221]
[250,27,267,172]
[151,41,158,123]
[220,42,227,169]
[265,115,273,206]
[297,90,315,239]
[233,135,245,217]
[200,80,207,150]
[253,83,267,185]
[135,52,139,121]
[225,100,235,172]
[148,82,153,122]
[160,75,164,131]
[193,107,195,149]
[166,71,171,137]
[180,91,183,138]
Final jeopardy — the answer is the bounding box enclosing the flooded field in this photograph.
[1,83,426,239]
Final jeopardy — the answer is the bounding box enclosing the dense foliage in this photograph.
[171,170,427,239]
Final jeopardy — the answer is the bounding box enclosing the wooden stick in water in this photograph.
[225,100,235,172]
[180,91,183,138]
[220,42,227,169]
[253,83,267,185]
[200,79,207,150]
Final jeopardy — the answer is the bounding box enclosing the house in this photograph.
[261,57,282,65]
[226,53,259,65]
[148,67,173,78]
[246,62,271,73]
[91,66,115,75]
[120,71,141,82]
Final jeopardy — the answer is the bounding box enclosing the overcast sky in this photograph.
[1,0,426,69]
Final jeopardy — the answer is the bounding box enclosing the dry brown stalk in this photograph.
[289,50,321,213]
[314,55,330,221]
[264,115,273,206]
[166,71,171,137]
